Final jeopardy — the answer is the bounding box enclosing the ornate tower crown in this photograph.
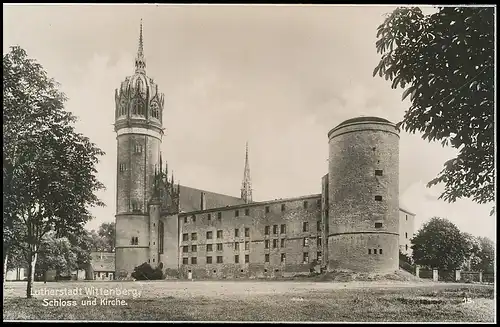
[241,141,253,203]
[114,19,165,128]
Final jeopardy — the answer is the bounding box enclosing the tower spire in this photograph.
[135,19,146,74]
[240,141,252,203]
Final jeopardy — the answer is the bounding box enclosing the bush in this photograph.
[131,262,164,280]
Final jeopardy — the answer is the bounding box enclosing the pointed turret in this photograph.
[135,19,146,74]
[240,141,253,203]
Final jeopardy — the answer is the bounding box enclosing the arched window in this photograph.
[158,221,164,254]
[151,102,159,119]
[131,100,138,115]
[137,100,145,116]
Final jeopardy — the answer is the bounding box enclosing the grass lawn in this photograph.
[3,280,495,322]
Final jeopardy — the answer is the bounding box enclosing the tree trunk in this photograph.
[25,245,37,299]
[3,251,9,287]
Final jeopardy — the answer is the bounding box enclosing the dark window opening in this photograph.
[217,212,222,220]
[234,255,239,263]
[245,228,250,237]
[281,204,286,212]
[235,210,239,217]
[217,256,223,263]
[273,225,278,235]
[191,233,197,241]
[375,195,383,201]
[405,244,408,251]
[368,249,371,254]
[275,269,279,272]
[206,244,213,252]
[265,240,269,249]
[265,206,270,213]
[375,222,383,228]
[183,258,188,264]
[280,224,286,234]
[375,169,383,176]
[213,269,217,273]
[264,269,268,273]
[245,208,250,216]
[265,226,270,235]
[303,222,309,232]
[379,249,383,255]
[191,245,197,252]
[192,215,196,223]
[303,201,308,209]
[184,217,187,224]
[405,232,408,239]
[235,228,239,237]
[245,255,249,263]
[208,213,211,221]
[191,257,197,264]
[206,256,212,264]
[265,254,270,263]
[206,231,213,239]
[373,249,378,254]
[241,269,244,273]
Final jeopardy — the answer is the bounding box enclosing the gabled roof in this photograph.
[178,185,245,213]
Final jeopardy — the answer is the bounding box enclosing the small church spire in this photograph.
[135,19,146,74]
[240,141,253,203]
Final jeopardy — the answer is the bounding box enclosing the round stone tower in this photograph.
[326,116,399,273]
[114,21,165,278]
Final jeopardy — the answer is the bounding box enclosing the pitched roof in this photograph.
[178,185,245,213]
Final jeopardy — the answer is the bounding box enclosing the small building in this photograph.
[87,252,115,280]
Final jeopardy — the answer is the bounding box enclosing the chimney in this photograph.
[200,192,207,211]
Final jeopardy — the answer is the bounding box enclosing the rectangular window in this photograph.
[191,233,197,241]
[406,215,408,221]
[265,240,270,249]
[245,208,250,216]
[217,230,223,239]
[245,254,249,263]
[273,239,278,249]
[303,222,309,232]
[191,257,197,265]
[303,201,308,209]
[191,245,197,252]
[234,242,239,250]
[245,228,250,237]
[217,212,222,221]
[183,257,188,264]
[303,252,309,264]
[183,233,189,241]
[368,249,371,254]
[273,225,278,235]
[375,169,383,176]
[234,255,239,264]
[216,243,223,251]
[265,206,270,213]
[184,217,188,224]
[207,213,211,221]
[280,224,286,234]
[317,236,322,247]
[375,222,383,228]
[317,199,321,207]
[374,249,378,254]
[281,253,286,263]
[317,251,322,261]
[380,249,383,255]
[217,256,223,263]
[265,226,270,235]
[375,195,383,201]
[206,256,212,264]
[206,244,213,252]
[265,254,270,263]
[206,231,213,239]
[280,239,285,248]
[183,246,189,253]
[235,228,239,237]
[405,232,408,239]
[235,210,239,217]
[303,237,309,247]
[192,215,196,223]
[281,204,286,212]
[119,163,126,172]
[245,242,249,251]
[317,221,321,231]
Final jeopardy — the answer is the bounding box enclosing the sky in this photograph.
[3,4,496,241]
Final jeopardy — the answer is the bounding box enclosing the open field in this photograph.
[3,280,495,322]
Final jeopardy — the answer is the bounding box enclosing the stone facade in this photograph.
[113,23,415,279]
[399,208,416,257]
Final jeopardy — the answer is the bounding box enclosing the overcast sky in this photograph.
[3,4,495,241]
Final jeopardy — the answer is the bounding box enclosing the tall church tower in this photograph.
[114,20,165,278]
[240,142,253,203]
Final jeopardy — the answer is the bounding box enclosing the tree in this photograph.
[97,222,115,252]
[36,232,77,280]
[373,7,494,214]
[411,217,469,270]
[473,237,495,273]
[3,46,105,298]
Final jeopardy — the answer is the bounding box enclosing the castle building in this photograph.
[114,22,415,279]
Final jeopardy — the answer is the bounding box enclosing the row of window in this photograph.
[182,200,322,224]
[182,252,322,265]
[183,242,251,253]
[182,229,250,242]
[368,249,383,254]
[117,100,161,119]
